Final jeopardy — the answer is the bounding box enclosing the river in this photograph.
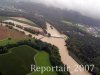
[2,21,91,75]
[41,22,91,75]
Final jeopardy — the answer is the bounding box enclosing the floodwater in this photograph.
[2,20,91,75]
[41,22,91,75]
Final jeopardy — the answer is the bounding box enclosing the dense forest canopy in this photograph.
[66,31,100,75]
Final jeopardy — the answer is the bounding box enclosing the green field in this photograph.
[0,45,57,75]
[29,51,57,75]
[0,38,35,46]
[0,39,16,46]
[0,16,9,21]
[62,20,73,25]
[0,45,37,75]
[62,20,87,31]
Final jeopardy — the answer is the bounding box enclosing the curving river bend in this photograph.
[2,21,91,75]
[41,22,91,75]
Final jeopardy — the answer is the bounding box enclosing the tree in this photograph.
[8,38,12,40]
[0,72,2,75]
[48,33,51,37]
[28,34,32,38]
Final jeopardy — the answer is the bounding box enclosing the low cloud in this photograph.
[31,0,100,20]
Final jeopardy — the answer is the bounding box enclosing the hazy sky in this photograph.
[31,0,100,20]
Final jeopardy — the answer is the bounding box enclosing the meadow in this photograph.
[0,45,37,75]
[29,51,57,75]
[0,45,57,75]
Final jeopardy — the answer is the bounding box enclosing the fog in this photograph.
[30,0,100,20]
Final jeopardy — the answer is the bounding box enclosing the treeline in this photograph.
[24,27,42,35]
[0,39,70,75]
[0,46,8,54]
[0,10,46,29]
[66,32,100,75]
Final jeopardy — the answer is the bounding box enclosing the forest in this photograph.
[66,31,100,75]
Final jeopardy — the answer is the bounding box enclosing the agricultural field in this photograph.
[62,20,87,31]
[0,39,16,46]
[29,51,57,75]
[0,26,29,41]
[0,26,8,40]
[10,17,37,26]
[0,45,37,75]
[0,45,57,75]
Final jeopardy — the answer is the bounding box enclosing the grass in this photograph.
[0,16,9,21]
[0,45,57,75]
[0,38,35,46]
[29,51,57,75]
[62,20,73,25]
[62,20,87,31]
[0,45,37,75]
[0,39,16,46]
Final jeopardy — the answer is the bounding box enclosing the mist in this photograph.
[29,0,100,20]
